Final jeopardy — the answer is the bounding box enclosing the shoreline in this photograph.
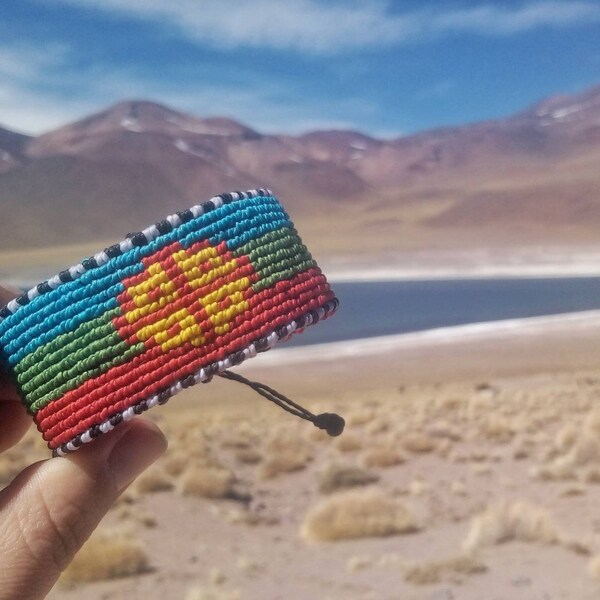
[323,246,600,281]
[3,243,600,287]
[326,264,600,282]
[250,309,600,367]
[235,307,600,390]
[6,265,600,290]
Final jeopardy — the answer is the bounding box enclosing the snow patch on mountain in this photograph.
[120,117,142,132]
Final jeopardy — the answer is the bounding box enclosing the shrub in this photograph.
[234,448,262,465]
[480,415,514,443]
[259,452,310,479]
[301,488,419,542]
[177,465,235,499]
[555,423,578,452]
[401,432,436,454]
[61,528,150,583]
[346,408,376,427]
[403,554,487,585]
[464,501,559,552]
[259,427,313,478]
[133,466,174,494]
[317,463,379,494]
[588,555,600,582]
[334,432,363,453]
[361,443,406,468]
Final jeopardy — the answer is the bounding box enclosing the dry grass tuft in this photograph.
[164,450,202,478]
[562,538,592,556]
[512,443,530,460]
[427,420,462,442]
[265,426,312,454]
[306,426,332,442]
[61,528,150,583]
[401,432,436,454]
[541,409,600,481]
[570,435,600,466]
[259,427,313,478]
[234,447,262,465]
[133,465,174,494]
[301,488,419,542]
[559,485,586,497]
[471,464,492,476]
[259,452,310,480]
[215,505,279,527]
[138,512,158,529]
[177,465,236,499]
[237,556,265,576]
[334,432,364,453]
[346,555,373,573]
[402,554,487,585]
[584,467,600,484]
[588,555,600,582]
[346,408,376,427]
[364,417,391,435]
[361,441,406,468]
[317,462,379,494]
[555,423,579,452]
[584,408,600,436]
[480,415,514,443]
[464,501,560,552]
[219,426,258,450]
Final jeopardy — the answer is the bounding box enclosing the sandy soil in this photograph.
[4,314,600,599]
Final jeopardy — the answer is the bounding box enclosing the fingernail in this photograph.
[108,420,168,492]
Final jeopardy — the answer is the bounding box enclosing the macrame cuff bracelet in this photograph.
[0,189,339,456]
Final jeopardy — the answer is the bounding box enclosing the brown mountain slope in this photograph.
[0,84,599,254]
[0,126,32,174]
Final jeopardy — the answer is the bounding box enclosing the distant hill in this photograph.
[1,85,599,255]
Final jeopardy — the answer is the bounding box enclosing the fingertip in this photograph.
[107,418,167,492]
[66,418,168,489]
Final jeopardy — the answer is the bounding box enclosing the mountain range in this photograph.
[1,83,599,256]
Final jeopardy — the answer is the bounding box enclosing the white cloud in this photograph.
[0,53,377,135]
[43,0,409,53]
[0,43,68,82]
[4,0,598,134]
[431,2,600,36]
[41,0,600,53]
[0,44,96,133]
[0,86,98,134]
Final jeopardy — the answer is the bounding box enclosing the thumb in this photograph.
[0,419,167,600]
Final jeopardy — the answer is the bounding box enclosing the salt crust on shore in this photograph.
[253,309,600,367]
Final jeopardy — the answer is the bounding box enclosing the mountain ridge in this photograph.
[1,83,599,254]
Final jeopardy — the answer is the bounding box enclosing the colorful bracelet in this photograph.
[0,189,342,456]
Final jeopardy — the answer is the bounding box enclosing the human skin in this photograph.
[0,285,167,600]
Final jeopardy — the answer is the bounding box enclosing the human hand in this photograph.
[0,285,167,599]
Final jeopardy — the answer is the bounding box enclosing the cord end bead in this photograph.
[313,412,345,437]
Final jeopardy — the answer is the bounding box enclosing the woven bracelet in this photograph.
[0,189,343,457]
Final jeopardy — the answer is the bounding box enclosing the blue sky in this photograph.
[0,0,599,137]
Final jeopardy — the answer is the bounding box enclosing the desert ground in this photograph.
[2,310,600,599]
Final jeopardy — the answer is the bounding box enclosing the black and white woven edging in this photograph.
[52,297,339,457]
[0,189,274,321]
